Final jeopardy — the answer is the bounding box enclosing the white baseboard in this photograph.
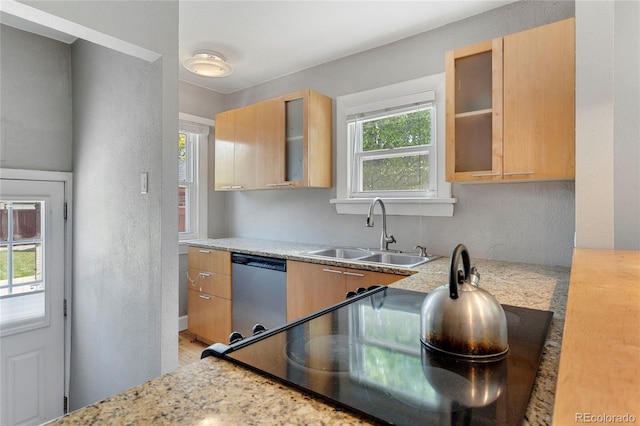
[179,315,188,332]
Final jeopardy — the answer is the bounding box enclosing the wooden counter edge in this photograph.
[552,249,640,425]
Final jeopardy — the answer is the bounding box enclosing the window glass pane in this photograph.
[178,185,188,234]
[361,153,429,191]
[12,202,41,241]
[0,203,7,242]
[179,133,188,182]
[362,108,432,151]
[1,199,45,327]
[12,243,43,290]
[0,245,7,286]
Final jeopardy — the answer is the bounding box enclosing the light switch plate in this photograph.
[141,172,148,194]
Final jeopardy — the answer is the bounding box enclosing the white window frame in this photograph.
[178,114,211,242]
[349,102,436,198]
[331,73,456,217]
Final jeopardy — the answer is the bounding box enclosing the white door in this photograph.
[0,179,66,426]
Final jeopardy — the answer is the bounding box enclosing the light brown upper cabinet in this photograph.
[214,105,257,190]
[273,90,332,188]
[215,89,332,191]
[446,18,575,182]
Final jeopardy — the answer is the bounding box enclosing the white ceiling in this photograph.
[2,1,519,95]
[179,1,519,94]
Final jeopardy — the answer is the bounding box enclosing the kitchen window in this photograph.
[179,116,210,241]
[349,103,435,198]
[332,73,456,217]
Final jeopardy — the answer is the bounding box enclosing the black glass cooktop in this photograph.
[203,286,553,426]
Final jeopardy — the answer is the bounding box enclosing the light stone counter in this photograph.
[50,238,570,425]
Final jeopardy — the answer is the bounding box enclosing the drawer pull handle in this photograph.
[343,272,365,277]
[198,249,211,254]
[198,272,211,278]
[198,295,211,300]
[322,268,343,274]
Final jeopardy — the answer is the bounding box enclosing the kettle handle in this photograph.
[449,244,471,299]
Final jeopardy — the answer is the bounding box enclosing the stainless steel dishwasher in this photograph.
[231,253,287,340]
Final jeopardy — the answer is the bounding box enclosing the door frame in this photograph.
[0,168,73,411]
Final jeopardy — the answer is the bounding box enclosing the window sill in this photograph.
[330,197,457,217]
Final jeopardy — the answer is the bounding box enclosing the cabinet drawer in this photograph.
[343,267,403,289]
[188,247,231,274]
[188,268,231,299]
[187,289,232,344]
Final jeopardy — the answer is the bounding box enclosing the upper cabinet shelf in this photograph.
[445,18,575,183]
[214,89,332,191]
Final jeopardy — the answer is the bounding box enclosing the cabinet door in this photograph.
[280,90,332,188]
[187,289,232,344]
[233,103,256,189]
[343,268,403,292]
[305,90,332,188]
[286,261,347,322]
[446,38,503,182]
[214,109,236,190]
[255,98,285,188]
[503,18,575,180]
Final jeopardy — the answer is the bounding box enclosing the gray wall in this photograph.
[0,25,72,171]
[8,0,179,411]
[613,0,640,250]
[575,0,640,251]
[214,0,576,266]
[70,39,164,409]
[178,80,228,240]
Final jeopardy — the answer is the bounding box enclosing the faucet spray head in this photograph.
[366,217,374,227]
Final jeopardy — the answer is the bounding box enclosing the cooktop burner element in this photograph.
[203,286,553,426]
[286,334,353,374]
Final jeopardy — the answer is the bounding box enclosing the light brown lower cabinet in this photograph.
[187,289,231,344]
[187,247,232,344]
[286,261,402,322]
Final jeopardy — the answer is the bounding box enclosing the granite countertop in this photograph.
[51,238,570,425]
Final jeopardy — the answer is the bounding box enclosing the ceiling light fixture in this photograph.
[182,50,233,78]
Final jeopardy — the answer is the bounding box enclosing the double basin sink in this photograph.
[302,247,439,268]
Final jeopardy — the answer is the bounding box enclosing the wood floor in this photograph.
[178,331,209,367]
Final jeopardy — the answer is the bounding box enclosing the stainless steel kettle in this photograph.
[420,244,508,359]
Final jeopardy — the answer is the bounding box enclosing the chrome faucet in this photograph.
[366,197,396,251]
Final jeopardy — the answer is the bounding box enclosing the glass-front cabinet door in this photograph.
[445,38,503,182]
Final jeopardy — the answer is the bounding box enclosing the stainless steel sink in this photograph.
[303,247,375,259]
[302,247,439,268]
[358,252,436,268]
